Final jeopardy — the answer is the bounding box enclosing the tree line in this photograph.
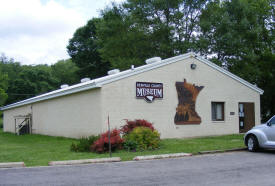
[0,0,274,120]
[0,56,79,105]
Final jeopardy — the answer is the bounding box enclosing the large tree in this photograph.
[97,0,208,70]
[199,0,273,69]
[96,4,152,70]
[51,59,79,86]
[67,18,110,79]
[123,0,207,55]
[199,0,274,120]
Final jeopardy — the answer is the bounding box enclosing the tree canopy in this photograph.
[0,0,274,120]
[0,65,8,106]
[96,0,208,70]
[51,59,79,86]
[67,18,110,79]
[199,0,274,119]
[0,56,79,105]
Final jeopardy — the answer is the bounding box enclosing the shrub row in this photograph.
[71,119,160,153]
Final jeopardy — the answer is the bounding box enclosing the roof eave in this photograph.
[0,83,101,111]
[195,55,264,95]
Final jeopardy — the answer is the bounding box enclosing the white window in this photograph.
[212,102,225,121]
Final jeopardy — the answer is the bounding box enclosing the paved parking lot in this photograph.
[1,151,275,186]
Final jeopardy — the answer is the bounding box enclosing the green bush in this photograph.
[123,140,138,151]
[123,127,160,151]
[70,135,100,152]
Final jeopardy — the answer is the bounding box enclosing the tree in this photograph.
[6,64,59,104]
[97,0,208,70]
[96,4,153,70]
[123,0,207,55]
[67,18,110,79]
[0,65,8,106]
[51,59,80,86]
[199,0,274,119]
[257,52,275,120]
[0,54,81,105]
[199,0,273,69]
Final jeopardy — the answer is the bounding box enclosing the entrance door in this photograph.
[239,103,255,133]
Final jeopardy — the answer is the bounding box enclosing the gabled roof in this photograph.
[0,52,264,111]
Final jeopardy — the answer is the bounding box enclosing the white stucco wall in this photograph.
[3,105,32,133]
[101,57,261,138]
[3,88,102,138]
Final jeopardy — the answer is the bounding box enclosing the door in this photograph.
[239,103,255,133]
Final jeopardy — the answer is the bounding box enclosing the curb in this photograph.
[198,148,247,155]
[48,157,121,166]
[0,162,25,168]
[133,153,192,161]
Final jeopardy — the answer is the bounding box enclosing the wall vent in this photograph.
[60,84,69,89]
[80,78,91,83]
[108,69,120,75]
[145,57,161,64]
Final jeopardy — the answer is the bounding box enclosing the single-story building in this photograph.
[0,53,264,138]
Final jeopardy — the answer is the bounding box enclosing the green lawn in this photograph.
[0,129,245,167]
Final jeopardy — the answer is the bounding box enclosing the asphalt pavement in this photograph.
[1,151,275,186]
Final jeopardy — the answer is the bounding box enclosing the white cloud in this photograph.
[64,0,125,18]
[0,0,125,65]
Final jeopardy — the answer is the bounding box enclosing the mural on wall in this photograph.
[174,79,204,124]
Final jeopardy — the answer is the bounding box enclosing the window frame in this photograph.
[211,102,225,121]
[268,116,275,125]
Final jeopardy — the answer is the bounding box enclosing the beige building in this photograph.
[0,53,264,138]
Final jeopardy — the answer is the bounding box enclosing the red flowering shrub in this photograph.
[91,129,124,153]
[120,119,155,135]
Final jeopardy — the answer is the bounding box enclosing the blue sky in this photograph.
[0,0,124,65]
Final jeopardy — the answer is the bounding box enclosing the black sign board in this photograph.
[136,82,163,102]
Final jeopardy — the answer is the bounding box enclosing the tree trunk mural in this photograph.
[174,79,204,124]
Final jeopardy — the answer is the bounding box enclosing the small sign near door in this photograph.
[136,82,163,102]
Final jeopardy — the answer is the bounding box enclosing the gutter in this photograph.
[0,82,101,111]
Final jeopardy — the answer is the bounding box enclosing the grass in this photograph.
[0,129,245,167]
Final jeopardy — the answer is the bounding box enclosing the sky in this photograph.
[0,0,124,65]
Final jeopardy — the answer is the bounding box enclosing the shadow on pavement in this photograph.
[257,149,275,154]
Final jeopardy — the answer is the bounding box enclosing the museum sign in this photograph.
[136,82,163,102]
